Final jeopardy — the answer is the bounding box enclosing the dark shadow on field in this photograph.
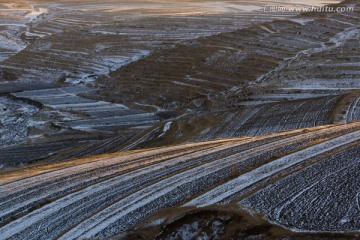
[118,205,360,240]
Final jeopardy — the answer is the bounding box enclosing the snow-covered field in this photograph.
[0,1,359,238]
[0,0,357,173]
[345,95,360,121]
[0,0,298,152]
[95,0,358,116]
[0,2,49,61]
[197,95,341,141]
[0,122,359,239]
[0,0,296,84]
[0,96,39,148]
[0,84,162,168]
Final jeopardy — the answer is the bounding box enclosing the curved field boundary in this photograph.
[240,144,360,232]
[346,95,360,122]
[185,129,360,207]
[0,122,360,239]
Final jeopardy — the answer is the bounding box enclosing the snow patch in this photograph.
[0,97,39,148]
[0,33,27,51]
[26,7,48,22]
[288,17,315,25]
[159,122,172,138]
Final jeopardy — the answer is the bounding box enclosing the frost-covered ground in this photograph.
[0,0,301,154]
[0,0,298,84]
[96,0,358,116]
[0,2,49,61]
[0,1,359,237]
[0,84,162,168]
[0,96,39,148]
[1,122,360,239]
[1,0,339,84]
[0,0,357,163]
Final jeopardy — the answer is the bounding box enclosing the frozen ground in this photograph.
[0,0,298,84]
[0,0,357,159]
[0,0,341,84]
[0,84,162,168]
[0,1,359,238]
[0,0,300,153]
[0,2,50,61]
[97,0,358,116]
[0,96,39,148]
[0,122,359,239]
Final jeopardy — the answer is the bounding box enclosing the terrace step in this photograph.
[1,122,360,238]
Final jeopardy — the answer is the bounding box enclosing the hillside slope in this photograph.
[98,0,360,112]
[0,1,358,168]
[1,122,360,239]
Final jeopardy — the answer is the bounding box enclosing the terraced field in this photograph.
[0,0,304,165]
[0,82,163,168]
[197,95,342,140]
[345,94,360,121]
[0,1,42,61]
[0,1,359,237]
[0,0,291,84]
[1,122,360,239]
[99,1,359,111]
[272,14,360,90]
[12,85,160,131]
